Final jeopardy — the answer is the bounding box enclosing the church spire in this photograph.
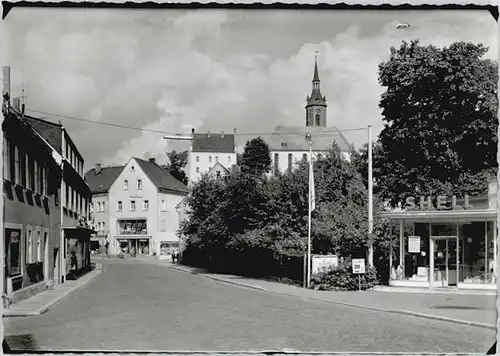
[305,52,327,127]
[313,53,320,83]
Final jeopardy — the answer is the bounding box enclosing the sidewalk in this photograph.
[3,264,103,317]
[168,263,497,330]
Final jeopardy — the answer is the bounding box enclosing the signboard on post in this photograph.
[352,258,365,292]
[352,259,366,274]
[408,236,421,253]
[312,255,339,275]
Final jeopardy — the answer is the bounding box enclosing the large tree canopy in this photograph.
[376,40,498,207]
[240,137,272,176]
[165,150,188,185]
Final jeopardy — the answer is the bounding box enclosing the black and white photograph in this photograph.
[1,6,498,353]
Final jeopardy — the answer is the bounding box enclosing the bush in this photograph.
[310,259,378,291]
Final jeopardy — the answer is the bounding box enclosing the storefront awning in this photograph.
[378,209,497,223]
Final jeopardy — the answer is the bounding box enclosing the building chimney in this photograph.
[2,66,11,106]
[149,158,156,164]
[221,131,224,138]
[207,131,211,138]
[95,163,102,174]
[12,97,20,112]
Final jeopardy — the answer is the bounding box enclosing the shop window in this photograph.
[5,228,21,277]
[118,219,147,235]
[460,222,496,285]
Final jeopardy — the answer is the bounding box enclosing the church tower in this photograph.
[305,55,327,127]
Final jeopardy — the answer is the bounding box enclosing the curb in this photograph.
[261,290,497,331]
[203,275,269,292]
[4,267,103,317]
[168,265,495,330]
[169,265,268,291]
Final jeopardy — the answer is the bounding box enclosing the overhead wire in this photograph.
[25,108,369,137]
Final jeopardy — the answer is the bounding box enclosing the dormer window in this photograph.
[281,141,287,148]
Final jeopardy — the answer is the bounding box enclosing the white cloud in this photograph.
[5,9,497,170]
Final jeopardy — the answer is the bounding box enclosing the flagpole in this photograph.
[367,125,374,267]
[307,137,313,288]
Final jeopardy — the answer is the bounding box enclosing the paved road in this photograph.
[4,259,495,353]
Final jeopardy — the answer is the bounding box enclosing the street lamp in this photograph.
[367,125,374,268]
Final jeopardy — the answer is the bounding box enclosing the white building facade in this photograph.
[187,129,237,186]
[86,157,189,256]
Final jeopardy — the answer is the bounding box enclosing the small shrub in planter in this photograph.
[310,259,378,291]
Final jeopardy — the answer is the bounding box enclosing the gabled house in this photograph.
[87,157,189,257]
[22,115,94,283]
[85,164,125,252]
[207,161,230,180]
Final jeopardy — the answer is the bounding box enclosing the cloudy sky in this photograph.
[4,8,497,169]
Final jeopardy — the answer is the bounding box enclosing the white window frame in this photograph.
[196,156,199,162]
[117,201,122,212]
[209,156,212,163]
[5,223,24,278]
[196,167,200,173]
[130,200,136,212]
[143,200,149,211]
[137,179,142,190]
[161,200,166,212]
[36,228,42,262]
[26,226,33,264]
[123,180,129,190]
[101,201,106,212]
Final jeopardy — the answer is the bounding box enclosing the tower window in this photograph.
[315,114,320,126]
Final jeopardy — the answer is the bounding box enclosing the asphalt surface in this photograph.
[4,259,495,353]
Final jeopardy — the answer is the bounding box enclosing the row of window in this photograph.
[64,182,88,218]
[306,114,322,127]
[4,227,47,279]
[96,221,106,232]
[195,155,232,164]
[3,137,49,196]
[92,201,106,213]
[123,179,142,191]
[65,141,84,177]
[273,153,323,173]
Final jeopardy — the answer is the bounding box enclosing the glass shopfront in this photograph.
[390,220,497,288]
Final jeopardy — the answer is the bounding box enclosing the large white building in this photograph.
[85,157,189,256]
[187,129,237,186]
[268,56,350,174]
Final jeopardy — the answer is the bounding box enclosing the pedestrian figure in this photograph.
[105,241,110,257]
[130,246,136,258]
[70,251,78,272]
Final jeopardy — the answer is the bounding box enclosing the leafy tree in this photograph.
[377,40,498,207]
[165,150,188,185]
[240,137,272,176]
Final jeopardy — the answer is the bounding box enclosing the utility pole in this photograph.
[367,125,374,267]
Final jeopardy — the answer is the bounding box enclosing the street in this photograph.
[4,259,495,353]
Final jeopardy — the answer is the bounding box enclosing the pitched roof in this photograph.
[85,166,124,194]
[267,125,350,152]
[134,157,190,195]
[192,133,235,153]
[207,162,230,175]
[23,115,63,154]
